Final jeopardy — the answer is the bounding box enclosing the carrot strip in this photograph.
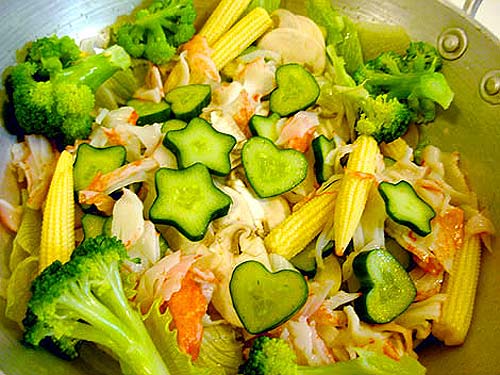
[168,270,208,360]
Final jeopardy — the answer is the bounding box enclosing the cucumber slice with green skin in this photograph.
[165,84,211,121]
[378,180,436,236]
[242,136,308,198]
[248,113,281,141]
[158,234,170,257]
[383,156,396,167]
[127,99,171,125]
[312,135,336,184]
[229,260,308,334]
[81,214,107,240]
[290,240,333,277]
[164,117,236,176]
[385,236,412,269]
[161,119,187,133]
[353,248,416,324]
[102,216,113,236]
[149,163,232,241]
[73,144,127,192]
[81,214,113,240]
[269,63,320,117]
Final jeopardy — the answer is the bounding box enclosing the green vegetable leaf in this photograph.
[297,348,426,374]
[347,347,426,374]
[11,206,41,259]
[5,205,42,325]
[307,0,363,73]
[142,301,225,375]
[195,322,243,375]
[6,256,38,325]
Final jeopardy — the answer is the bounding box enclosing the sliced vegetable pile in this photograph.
[0,0,495,374]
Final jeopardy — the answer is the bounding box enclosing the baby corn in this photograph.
[264,192,337,259]
[211,7,273,70]
[199,0,253,46]
[39,151,75,273]
[432,234,482,345]
[334,135,379,256]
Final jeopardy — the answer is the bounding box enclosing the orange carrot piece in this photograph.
[168,271,208,360]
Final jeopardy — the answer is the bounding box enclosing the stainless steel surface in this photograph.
[480,70,500,104]
[437,27,469,60]
[0,0,141,75]
[463,0,483,16]
[0,0,499,374]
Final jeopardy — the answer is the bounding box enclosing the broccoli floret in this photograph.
[240,336,426,375]
[240,336,298,375]
[9,43,131,146]
[115,0,196,65]
[22,235,170,375]
[353,42,454,123]
[25,35,81,78]
[358,50,405,81]
[356,94,412,143]
[325,45,412,143]
[404,41,443,73]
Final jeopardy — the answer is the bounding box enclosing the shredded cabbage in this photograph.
[10,135,58,210]
[396,294,446,340]
[1,5,496,374]
[112,189,161,272]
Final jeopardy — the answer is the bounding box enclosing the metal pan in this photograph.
[0,0,498,374]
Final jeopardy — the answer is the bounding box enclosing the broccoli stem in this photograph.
[87,259,172,374]
[58,282,170,375]
[45,253,170,375]
[54,45,131,92]
[135,5,185,28]
[365,71,454,109]
[146,22,169,45]
[58,296,131,347]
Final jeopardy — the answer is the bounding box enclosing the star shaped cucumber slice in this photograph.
[149,163,232,241]
[163,117,236,176]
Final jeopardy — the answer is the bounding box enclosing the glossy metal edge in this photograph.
[0,0,499,374]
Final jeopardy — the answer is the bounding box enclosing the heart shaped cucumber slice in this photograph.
[353,248,416,323]
[269,63,320,117]
[165,84,211,121]
[242,136,308,198]
[229,261,308,334]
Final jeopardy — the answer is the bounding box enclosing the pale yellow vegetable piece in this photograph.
[211,7,273,70]
[314,255,342,297]
[334,135,379,256]
[432,234,482,345]
[264,191,337,260]
[270,9,325,48]
[39,150,75,273]
[258,27,326,75]
[356,21,411,61]
[6,256,38,325]
[199,0,253,46]
[380,137,413,162]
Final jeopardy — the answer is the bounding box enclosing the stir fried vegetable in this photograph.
[7,43,131,146]
[0,1,495,374]
[240,336,426,375]
[115,0,197,65]
[23,236,170,374]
